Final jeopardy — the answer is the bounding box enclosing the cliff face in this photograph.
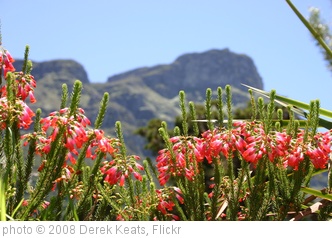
[13,48,264,157]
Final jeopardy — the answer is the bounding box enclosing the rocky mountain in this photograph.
[13,48,264,157]
[108,49,263,104]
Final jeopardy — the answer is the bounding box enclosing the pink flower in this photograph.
[235,137,247,153]
[19,102,35,129]
[42,201,50,209]
[119,174,125,186]
[22,200,29,207]
[133,171,142,181]
[287,147,304,170]
[66,152,77,164]
[0,48,15,76]
[173,187,184,204]
[28,91,36,103]
[102,166,120,185]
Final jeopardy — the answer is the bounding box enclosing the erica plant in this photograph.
[156,86,332,220]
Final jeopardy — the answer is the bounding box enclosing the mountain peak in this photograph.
[173,48,263,89]
[13,59,90,84]
[174,48,232,61]
[108,49,263,103]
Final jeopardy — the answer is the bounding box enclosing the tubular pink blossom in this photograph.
[119,174,125,186]
[133,171,142,181]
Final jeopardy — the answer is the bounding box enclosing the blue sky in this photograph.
[2,0,332,110]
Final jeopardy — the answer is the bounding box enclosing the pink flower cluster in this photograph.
[40,107,91,164]
[0,97,34,129]
[156,120,332,185]
[156,187,184,218]
[1,46,37,103]
[23,107,119,165]
[1,72,37,103]
[157,136,198,186]
[0,46,36,129]
[100,155,144,186]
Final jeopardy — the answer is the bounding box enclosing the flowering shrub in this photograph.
[1,0,332,221]
[154,86,332,221]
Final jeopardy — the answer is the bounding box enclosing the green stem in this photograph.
[205,88,214,131]
[179,91,189,136]
[20,127,66,220]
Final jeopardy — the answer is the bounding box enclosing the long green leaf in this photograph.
[242,84,332,129]
[0,179,6,221]
[311,168,328,177]
[301,187,332,201]
[193,119,316,129]
[242,84,332,117]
